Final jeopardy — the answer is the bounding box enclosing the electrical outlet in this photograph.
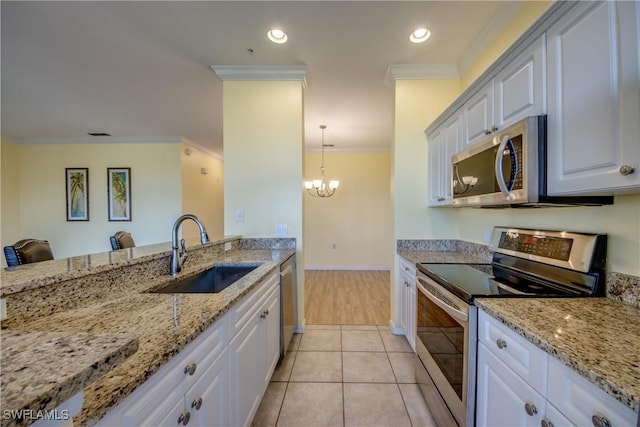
[235,209,244,222]
[483,228,491,243]
[332,243,337,249]
[224,242,232,251]
[0,299,6,321]
[276,223,288,236]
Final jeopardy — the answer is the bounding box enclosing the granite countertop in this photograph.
[476,298,640,413]
[398,250,490,265]
[2,247,295,426]
[1,331,138,427]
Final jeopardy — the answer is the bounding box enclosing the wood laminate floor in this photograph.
[304,270,390,325]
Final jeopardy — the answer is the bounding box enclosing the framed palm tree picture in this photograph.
[107,167,131,221]
[65,168,89,221]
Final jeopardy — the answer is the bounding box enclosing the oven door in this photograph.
[415,272,477,427]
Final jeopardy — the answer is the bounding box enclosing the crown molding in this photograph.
[457,2,525,76]
[384,64,459,86]
[17,136,183,145]
[181,137,222,160]
[211,65,308,88]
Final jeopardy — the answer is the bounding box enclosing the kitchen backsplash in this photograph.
[397,239,640,308]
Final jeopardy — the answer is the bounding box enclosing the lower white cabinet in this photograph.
[229,272,280,427]
[398,257,416,351]
[477,309,638,427]
[97,269,280,427]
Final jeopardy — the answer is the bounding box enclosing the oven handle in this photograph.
[494,135,517,199]
[416,277,468,323]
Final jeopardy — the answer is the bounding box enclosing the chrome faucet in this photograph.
[170,214,210,276]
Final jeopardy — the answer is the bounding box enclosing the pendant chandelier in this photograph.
[304,125,340,197]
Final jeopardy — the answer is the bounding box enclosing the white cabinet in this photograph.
[427,112,463,206]
[477,309,638,427]
[398,257,416,351]
[463,36,545,148]
[547,1,640,195]
[229,271,280,427]
[476,342,547,427]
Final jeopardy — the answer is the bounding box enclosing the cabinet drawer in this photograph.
[228,270,279,337]
[399,258,416,277]
[478,310,548,394]
[547,356,636,427]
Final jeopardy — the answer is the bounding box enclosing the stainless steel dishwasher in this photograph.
[279,255,296,360]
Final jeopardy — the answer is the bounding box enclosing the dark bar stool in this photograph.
[110,231,135,250]
[4,239,54,267]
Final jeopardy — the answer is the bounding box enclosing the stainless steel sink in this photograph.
[150,264,260,294]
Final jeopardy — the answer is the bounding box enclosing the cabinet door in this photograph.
[427,129,445,206]
[464,82,494,147]
[442,113,463,202]
[229,314,262,427]
[398,271,408,336]
[184,350,229,427]
[262,287,281,389]
[476,342,546,427]
[547,1,640,195]
[494,35,545,129]
[407,283,416,352]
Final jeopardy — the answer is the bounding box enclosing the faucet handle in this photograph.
[180,238,187,254]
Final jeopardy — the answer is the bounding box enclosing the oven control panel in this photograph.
[497,232,573,261]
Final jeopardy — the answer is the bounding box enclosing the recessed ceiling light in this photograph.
[410,27,431,44]
[267,28,288,44]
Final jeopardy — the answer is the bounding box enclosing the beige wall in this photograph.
[181,143,224,241]
[304,151,392,269]
[1,140,22,253]
[461,1,553,90]
[1,142,182,261]
[221,80,305,326]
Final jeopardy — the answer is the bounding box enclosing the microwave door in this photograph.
[494,135,519,200]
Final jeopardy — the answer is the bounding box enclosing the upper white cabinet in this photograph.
[463,35,546,148]
[428,112,463,206]
[547,1,640,195]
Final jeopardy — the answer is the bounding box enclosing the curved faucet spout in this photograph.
[170,214,210,276]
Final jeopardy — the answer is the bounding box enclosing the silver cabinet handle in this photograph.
[491,125,499,132]
[592,414,612,427]
[191,397,203,410]
[619,165,636,176]
[178,411,191,425]
[437,197,445,202]
[496,338,508,349]
[485,130,492,135]
[184,363,197,376]
[524,402,538,416]
[541,418,554,427]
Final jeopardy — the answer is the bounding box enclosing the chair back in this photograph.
[110,231,135,250]
[4,239,54,267]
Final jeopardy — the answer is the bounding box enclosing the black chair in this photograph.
[4,239,54,267]
[110,231,136,250]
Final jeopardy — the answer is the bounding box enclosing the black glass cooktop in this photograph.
[417,263,580,303]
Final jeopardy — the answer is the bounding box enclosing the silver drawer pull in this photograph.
[178,411,191,425]
[184,363,197,376]
[524,402,537,416]
[191,397,203,410]
[619,165,635,176]
[592,414,611,427]
[541,418,554,427]
[496,338,508,349]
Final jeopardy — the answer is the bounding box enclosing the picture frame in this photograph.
[65,168,89,221]
[107,167,132,221]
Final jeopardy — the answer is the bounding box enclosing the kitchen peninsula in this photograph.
[1,236,295,426]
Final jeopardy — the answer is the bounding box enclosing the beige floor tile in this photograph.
[271,351,297,382]
[342,330,385,352]
[305,324,341,330]
[343,352,395,383]
[380,330,413,352]
[398,383,438,427]
[251,382,287,427]
[388,352,416,383]
[290,351,342,382]
[341,325,379,330]
[277,382,344,427]
[343,383,411,427]
[298,329,342,351]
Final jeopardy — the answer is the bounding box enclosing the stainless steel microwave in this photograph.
[450,115,613,207]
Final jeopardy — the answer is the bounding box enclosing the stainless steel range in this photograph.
[414,226,607,427]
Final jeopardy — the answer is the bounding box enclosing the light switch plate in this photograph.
[483,228,491,243]
[235,209,244,222]
[0,299,6,321]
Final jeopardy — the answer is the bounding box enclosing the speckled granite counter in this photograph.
[1,331,138,427]
[475,298,640,413]
[398,250,490,265]
[1,237,295,426]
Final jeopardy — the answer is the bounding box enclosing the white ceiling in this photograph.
[1,1,522,157]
